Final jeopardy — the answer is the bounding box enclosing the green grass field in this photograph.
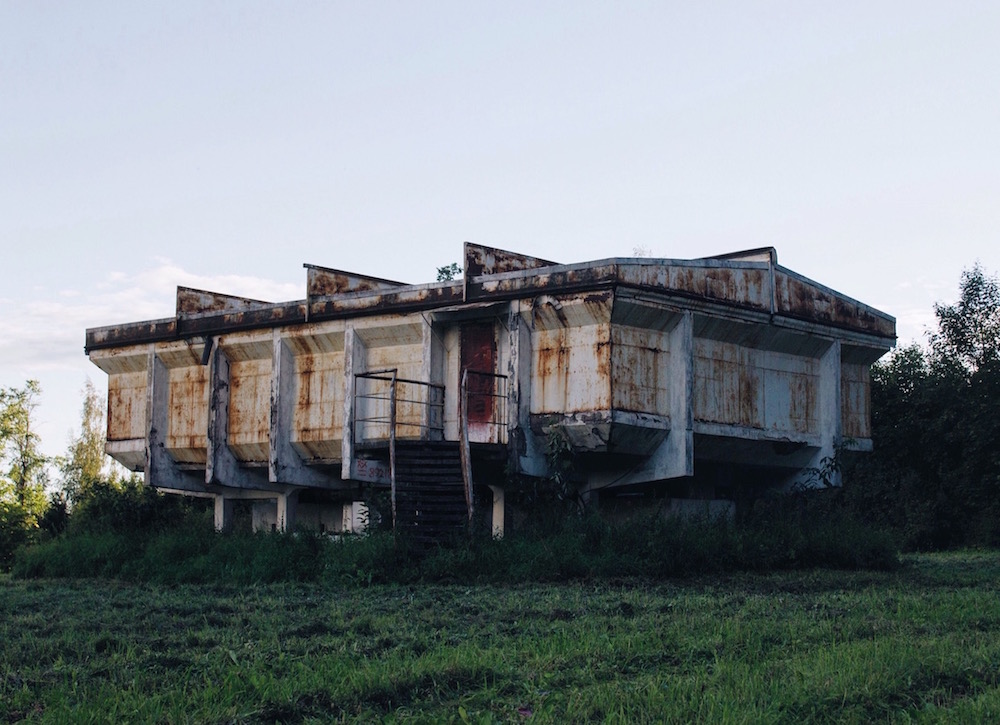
[2,551,999,723]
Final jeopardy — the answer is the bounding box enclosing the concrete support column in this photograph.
[666,311,695,478]
[214,496,234,532]
[816,339,843,486]
[488,485,505,538]
[341,326,368,481]
[207,342,237,486]
[787,339,842,489]
[422,318,445,440]
[508,303,546,476]
[342,501,369,534]
[276,490,300,533]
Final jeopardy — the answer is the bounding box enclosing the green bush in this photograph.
[13,494,899,584]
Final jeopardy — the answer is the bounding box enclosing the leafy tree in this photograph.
[436,262,462,282]
[846,264,1000,549]
[931,262,1000,372]
[0,380,49,568]
[59,379,113,503]
[0,380,48,515]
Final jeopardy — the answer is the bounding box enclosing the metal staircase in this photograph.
[393,440,469,547]
[352,367,508,547]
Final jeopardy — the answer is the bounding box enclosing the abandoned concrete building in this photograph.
[85,243,895,540]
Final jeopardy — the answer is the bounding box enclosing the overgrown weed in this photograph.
[13,502,898,584]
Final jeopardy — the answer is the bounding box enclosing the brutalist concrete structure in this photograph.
[85,243,895,536]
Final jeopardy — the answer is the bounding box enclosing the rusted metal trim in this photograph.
[85,318,178,353]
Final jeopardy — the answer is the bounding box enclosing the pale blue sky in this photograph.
[2,1,998,460]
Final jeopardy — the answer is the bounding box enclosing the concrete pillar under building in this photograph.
[488,485,505,538]
[276,490,300,532]
[214,496,234,532]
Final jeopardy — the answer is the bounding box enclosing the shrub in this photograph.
[13,493,898,584]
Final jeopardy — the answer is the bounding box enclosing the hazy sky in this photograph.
[2,1,998,460]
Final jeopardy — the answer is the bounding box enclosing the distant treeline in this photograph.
[842,263,1000,550]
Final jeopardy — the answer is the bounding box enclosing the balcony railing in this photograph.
[353,370,445,445]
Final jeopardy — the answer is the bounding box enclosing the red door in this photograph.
[460,322,497,442]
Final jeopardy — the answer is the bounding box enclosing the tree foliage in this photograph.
[0,380,49,567]
[0,380,48,509]
[59,379,114,503]
[931,262,1000,372]
[846,264,1000,549]
[436,262,462,282]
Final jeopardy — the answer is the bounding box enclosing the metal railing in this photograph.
[353,370,445,444]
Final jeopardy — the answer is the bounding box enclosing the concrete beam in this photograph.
[341,326,367,480]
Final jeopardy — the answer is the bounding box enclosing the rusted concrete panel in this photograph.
[531,290,614,331]
[611,296,683,332]
[468,261,619,302]
[841,362,871,440]
[308,282,462,321]
[177,302,307,339]
[774,268,895,338]
[610,325,671,415]
[531,323,612,414]
[363,343,427,439]
[89,345,149,375]
[291,350,346,460]
[108,371,147,442]
[693,338,763,430]
[176,287,269,318]
[356,320,424,348]
[305,265,404,297]
[284,326,345,355]
[227,357,271,462]
[762,364,817,434]
[463,242,557,278]
[166,364,210,464]
[620,261,771,313]
[220,335,273,361]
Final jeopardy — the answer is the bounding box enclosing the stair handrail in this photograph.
[353,370,445,443]
[459,369,474,525]
[389,370,397,531]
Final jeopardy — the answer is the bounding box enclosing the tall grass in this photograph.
[2,552,997,723]
[13,502,898,584]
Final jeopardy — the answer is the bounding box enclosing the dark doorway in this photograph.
[460,322,497,442]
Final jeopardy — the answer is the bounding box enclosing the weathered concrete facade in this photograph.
[86,244,895,534]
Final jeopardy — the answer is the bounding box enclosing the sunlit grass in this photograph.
[2,552,999,722]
